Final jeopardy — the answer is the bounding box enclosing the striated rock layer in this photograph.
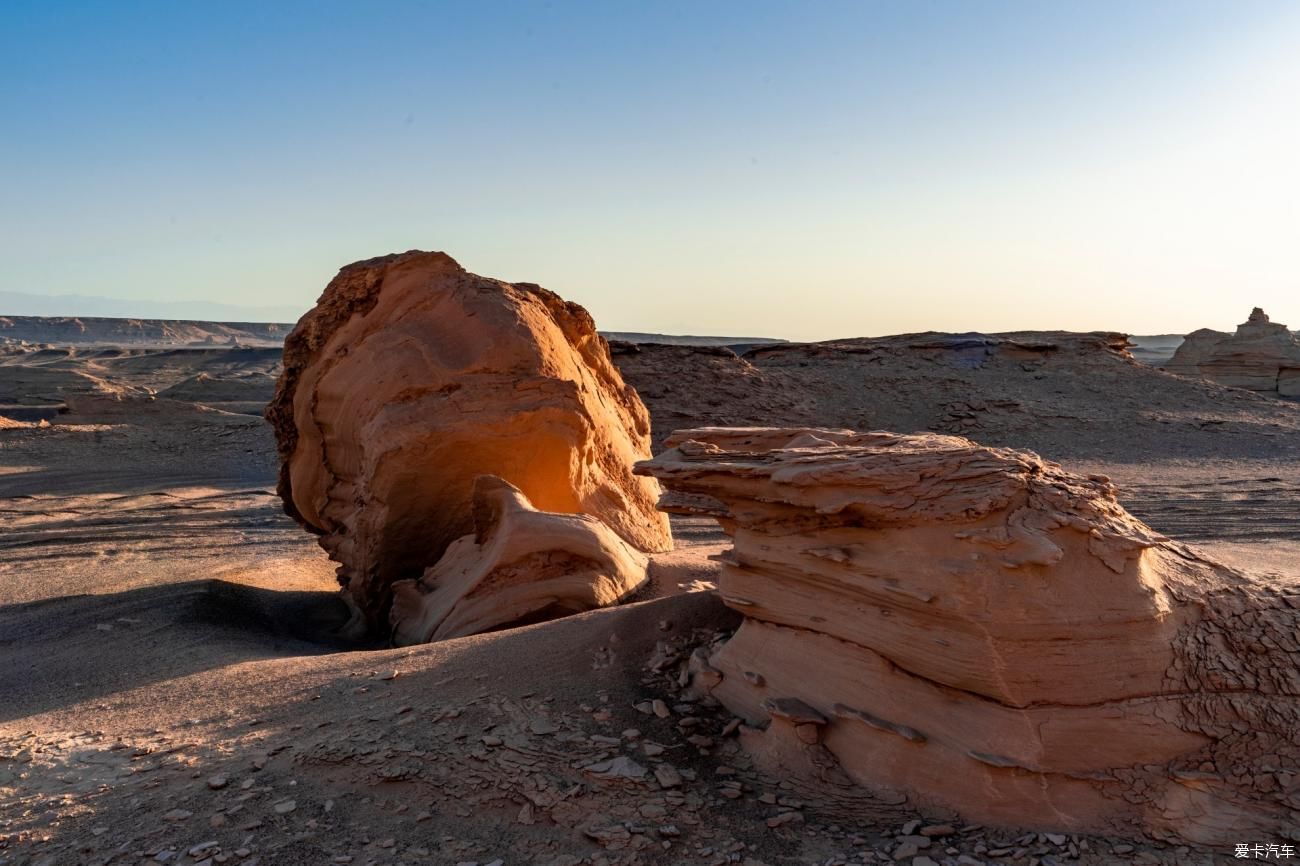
[636,427,1300,846]
[389,476,649,645]
[267,251,671,636]
[1167,307,1300,396]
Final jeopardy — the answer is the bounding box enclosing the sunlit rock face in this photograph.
[637,427,1300,846]
[1167,307,1300,395]
[267,250,671,637]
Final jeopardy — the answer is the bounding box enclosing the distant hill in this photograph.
[0,315,291,347]
[0,290,305,323]
[601,332,787,348]
[1128,334,1186,366]
[0,314,788,350]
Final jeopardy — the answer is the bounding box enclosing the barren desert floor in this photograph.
[3,331,1299,866]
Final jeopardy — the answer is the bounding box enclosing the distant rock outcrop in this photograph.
[266,250,671,637]
[1166,308,1300,396]
[0,315,288,347]
[637,427,1300,846]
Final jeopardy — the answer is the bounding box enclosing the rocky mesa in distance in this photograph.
[0,315,290,347]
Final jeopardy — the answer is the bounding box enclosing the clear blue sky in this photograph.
[3,1,1298,338]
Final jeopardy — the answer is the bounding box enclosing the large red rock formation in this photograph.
[636,427,1300,846]
[1167,307,1300,396]
[266,251,671,636]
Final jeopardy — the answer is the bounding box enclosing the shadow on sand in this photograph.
[0,579,374,723]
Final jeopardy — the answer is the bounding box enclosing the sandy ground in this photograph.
[4,336,1299,866]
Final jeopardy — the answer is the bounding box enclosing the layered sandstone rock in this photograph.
[267,251,671,636]
[636,427,1300,845]
[389,476,649,645]
[1167,307,1300,395]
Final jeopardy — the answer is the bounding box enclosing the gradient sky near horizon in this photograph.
[4,1,1299,340]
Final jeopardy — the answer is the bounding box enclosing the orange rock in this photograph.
[267,251,670,636]
[636,426,1300,845]
[389,476,649,644]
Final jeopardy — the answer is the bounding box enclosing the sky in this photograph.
[3,1,1298,340]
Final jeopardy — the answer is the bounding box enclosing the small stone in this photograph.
[642,742,665,757]
[652,699,671,718]
[766,811,804,829]
[1045,833,1067,846]
[654,764,683,788]
[207,775,229,790]
[920,824,955,837]
[188,842,219,857]
[584,755,647,781]
[273,800,296,814]
[162,809,192,821]
[911,858,940,866]
[1113,845,1135,854]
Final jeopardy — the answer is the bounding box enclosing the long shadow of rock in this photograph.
[0,579,371,723]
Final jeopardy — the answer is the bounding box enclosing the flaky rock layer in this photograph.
[389,476,649,645]
[636,427,1300,846]
[267,251,671,636]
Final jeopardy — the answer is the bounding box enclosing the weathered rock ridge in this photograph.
[611,330,1300,463]
[636,427,1300,845]
[389,476,649,645]
[1167,307,1300,396]
[267,251,671,636]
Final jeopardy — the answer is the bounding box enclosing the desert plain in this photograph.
[2,257,1299,866]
